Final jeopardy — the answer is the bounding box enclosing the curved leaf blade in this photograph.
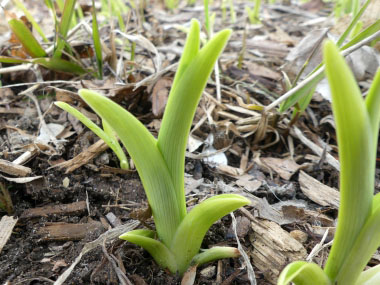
[336,205,380,284]
[157,27,231,219]
[356,264,380,285]
[32,58,86,74]
[323,40,373,281]
[8,19,47,58]
[120,229,178,273]
[170,194,249,274]
[55,101,128,169]
[78,89,181,247]
[191,246,240,266]
[278,261,331,285]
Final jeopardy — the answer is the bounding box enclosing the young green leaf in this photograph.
[32,58,86,74]
[8,19,47,58]
[12,0,48,42]
[191,246,240,266]
[55,101,128,169]
[170,194,249,274]
[157,22,231,219]
[120,229,178,273]
[323,40,373,282]
[53,0,77,59]
[78,89,181,247]
[91,0,103,79]
[278,261,331,285]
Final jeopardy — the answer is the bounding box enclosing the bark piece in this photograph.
[249,217,307,284]
[38,221,103,241]
[52,139,108,173]
[0,159,32,176]
[299,170,340,209]
[0,215,18,254]
[21,201,87,219]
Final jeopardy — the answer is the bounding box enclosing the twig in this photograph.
[230,212,256,285]
[101,239,133,285]
[264,30,380,112]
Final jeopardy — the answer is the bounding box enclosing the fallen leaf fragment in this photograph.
[0,215,18,254]
[261,157,301,180]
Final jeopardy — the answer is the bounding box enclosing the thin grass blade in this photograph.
[365,68,380,151]
[32,58,86,74]
[12,0,48,42]
[53,0,76,58]
[8,19,47,58]
[91,0,103,79]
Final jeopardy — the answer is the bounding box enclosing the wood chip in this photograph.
[261,157,300,180]
[52,139,108,173]
[299,171,340,209]
[249,217,307,284]
[38,221,103,241]
[0,159,32,176]
[0,215,18,254]
[21,201,87,219]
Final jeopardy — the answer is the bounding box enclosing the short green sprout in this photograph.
[278,41,380,285]
[56,19,249,275]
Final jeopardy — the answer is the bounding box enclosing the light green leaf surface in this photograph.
[78,89,181,247]
[278,261,331,285]
[323,40,373,282]
[191,246,240,266]
[157,22,231,219]
[336,205,380,284]
[8,19,47,58]
[356,264,380,284]
[55,101,128,169]
[170,194,249,274]
[119,229,177,273]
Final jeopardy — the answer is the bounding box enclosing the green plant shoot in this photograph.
[277,40,380,285]
[61,19,249,275]
[54,102,129,170]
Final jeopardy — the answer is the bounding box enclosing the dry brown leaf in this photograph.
[0,215,18,254]
[261,157,301,180]
[246,62,282,81]
[151,77,172,117]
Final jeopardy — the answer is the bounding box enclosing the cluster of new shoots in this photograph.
[56,19,249,275]
[278,41,380,285]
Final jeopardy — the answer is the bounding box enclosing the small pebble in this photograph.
[200,265,216,279]
[290,230,308,243]
[62,177,70,188]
